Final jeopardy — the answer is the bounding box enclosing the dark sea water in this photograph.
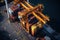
[0,13,4,22]
[0,30,11,40]
[30,0,60,33]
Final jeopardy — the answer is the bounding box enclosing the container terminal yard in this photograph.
[0,0,60,40]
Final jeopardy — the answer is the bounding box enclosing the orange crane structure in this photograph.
[12,0,50,40]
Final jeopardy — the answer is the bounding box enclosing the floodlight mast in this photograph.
[4,0,9,18]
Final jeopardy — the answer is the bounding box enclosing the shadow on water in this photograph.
[0,13,4,22]
[0,30,11,40]
[0,12,11,40]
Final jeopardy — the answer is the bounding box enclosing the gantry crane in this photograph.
[13,0,50,40]
[13,0,50,39]
[5,0,50,40]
